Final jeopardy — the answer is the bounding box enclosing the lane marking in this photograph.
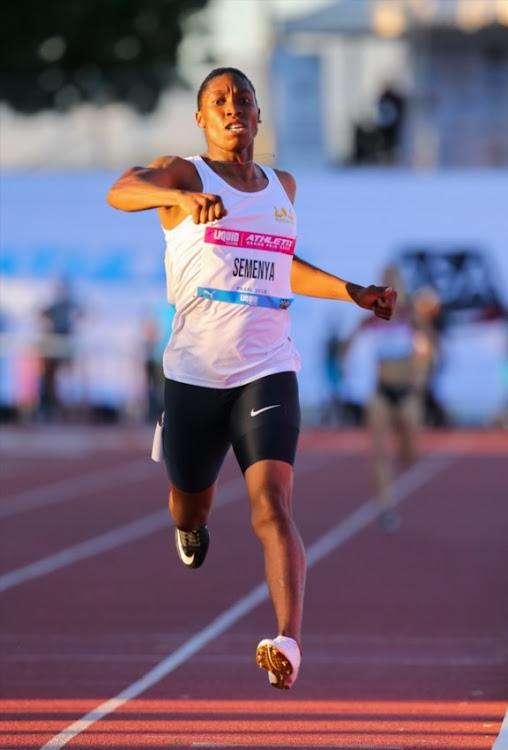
[0,454,328,593]
[39,449,458,749]
[0,476,242,593]
[0,447,327,520]
[0,458,157,519]
[306,452,455,566]
[0,509,169,593]
[493,708,508,750]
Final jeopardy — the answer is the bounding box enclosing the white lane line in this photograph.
[0,447,328,520]
[40,583,270,749]
[493,708,508,750]
[0,455,329,594]
[39,449,457,749]
[0,458,157,518]
[0,509,168,593]
[306,451,455,566]
[0,476,244,593]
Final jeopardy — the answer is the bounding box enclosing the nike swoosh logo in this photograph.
[176,532,195,565]
[250,405,281,417]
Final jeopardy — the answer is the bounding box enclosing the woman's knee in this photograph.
[245,460,294,535]
[250,485,292,538]
[169,483,215,530]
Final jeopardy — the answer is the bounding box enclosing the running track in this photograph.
[0,424,507,750]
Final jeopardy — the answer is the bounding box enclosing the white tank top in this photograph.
[161,156,301,388]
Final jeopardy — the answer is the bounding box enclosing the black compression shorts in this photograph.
[162,371,300,492]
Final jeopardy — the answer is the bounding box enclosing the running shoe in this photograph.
[175,526,209,569]
[256,635,301,690]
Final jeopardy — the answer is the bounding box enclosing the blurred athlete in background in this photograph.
[348,265,432,532]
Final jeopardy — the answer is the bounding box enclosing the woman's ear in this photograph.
[258,108,262,124]
[196,111,205,129]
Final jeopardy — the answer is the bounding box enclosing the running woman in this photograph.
[106,67,397,689]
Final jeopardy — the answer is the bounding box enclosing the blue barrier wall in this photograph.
[1,169,507,423]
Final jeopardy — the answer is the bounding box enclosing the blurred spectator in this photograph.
[350,83,406,166]
[374,84,406,164]
[0,305,16,421]
[350,119,379,166]
[320,329,345,426]
[38,277,83,421]
[142,300,175,420]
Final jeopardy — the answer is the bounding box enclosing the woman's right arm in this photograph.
[106,156,189,211]
[106,156,227,225]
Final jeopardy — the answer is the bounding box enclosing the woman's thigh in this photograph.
[163,379,232,492]
[229,371,301,474]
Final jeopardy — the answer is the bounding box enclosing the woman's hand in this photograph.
[176,191,227,224]
[106,158,227,225]
[352,285,398,320]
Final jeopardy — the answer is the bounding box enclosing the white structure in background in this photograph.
[273,0,508,168]
[1,0,506,170]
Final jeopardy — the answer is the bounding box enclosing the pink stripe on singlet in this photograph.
[204,226,295,255]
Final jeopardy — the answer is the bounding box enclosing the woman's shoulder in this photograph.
[272,168,296,203]
[147,155,201,190]
[148,154,183,167]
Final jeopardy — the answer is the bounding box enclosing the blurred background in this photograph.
[1,0,507,429]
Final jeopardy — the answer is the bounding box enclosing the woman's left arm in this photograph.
[277,169,397,320]
[291,255,397,321]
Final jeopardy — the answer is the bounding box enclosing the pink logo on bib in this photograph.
[205,226,295,255]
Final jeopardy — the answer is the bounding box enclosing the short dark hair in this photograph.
[197,67,257,109]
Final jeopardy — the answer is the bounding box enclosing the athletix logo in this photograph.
[244,234,294,253]
[205,226,295,255]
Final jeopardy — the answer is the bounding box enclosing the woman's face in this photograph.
[195,73,260,155]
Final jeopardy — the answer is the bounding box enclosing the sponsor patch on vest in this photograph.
[196,287,293,309]
[205,226,295,255]
[274,206,295,224]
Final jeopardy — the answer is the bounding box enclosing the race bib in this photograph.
[196,226,296,309]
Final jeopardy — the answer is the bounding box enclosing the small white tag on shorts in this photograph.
[151,412,164,462]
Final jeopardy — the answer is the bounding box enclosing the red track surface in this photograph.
[1,425,507,750]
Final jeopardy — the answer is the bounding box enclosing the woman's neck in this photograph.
[202,152,254,166]
[201,153,268,192]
